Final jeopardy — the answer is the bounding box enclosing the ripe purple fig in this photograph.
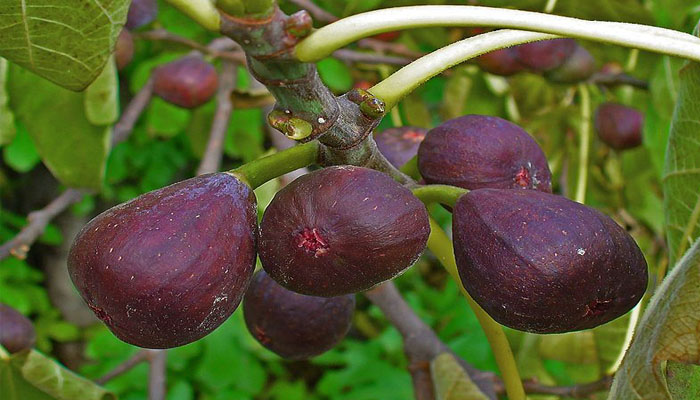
[453,189,648,333]
[243,271,355,360]
[417,115,552,192]
[515,38,577,72]
[0,304,36,353]
[125,0,158,30]
[475,47,525,76]
[259,166,430,297]
[153,56,218,109]
[68,173,257,349]
[594,103,643,150]
[115,29,134,71]
[374,127,427,168]
[545,45,596,84]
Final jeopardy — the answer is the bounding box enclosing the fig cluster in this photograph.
[476,39,595,83]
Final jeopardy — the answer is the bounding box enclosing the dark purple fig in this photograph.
[243,270,355,360]
[417,115,552,192]
[515,38,577,72]
[453,189,648,333]
[68,173,257,349]
[374,127,427,168]
[153,56,218,109]
[545,45,596,84]
[115,29,134,71]
[475,47,525,76]
[594,103,643,150]
[259,166,430,297]
[125,0,158,30]
[0,304,36,353]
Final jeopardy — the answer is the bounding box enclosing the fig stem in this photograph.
[412,185,467,207]
[230,140,320,188]
[574,84,591,203]
[427,217,526,400]
[295,6,700,63]
[163,0,221,31]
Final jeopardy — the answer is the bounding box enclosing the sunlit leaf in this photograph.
[430,352,490,400]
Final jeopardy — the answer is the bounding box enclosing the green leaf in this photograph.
[0,348,115,400]
[440,68,473,121]
[8,64,111,190]
[666,362,700,399]
[317,58,352,93]
[84,57,119,126]
[401,91,432,129]
[663,60,700,266]
[146,98,191,138]
[608,239,700,400]
[0,57,15,146]
[430,353,490,400]
[538,332,598,365]
[0,0,129,91]
[3,123,39,172]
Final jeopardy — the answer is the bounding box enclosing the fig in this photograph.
[515,38,577,72]
[125,0,158,30]
[545,44,596,84]
[0,304,36,353]
[453,189,648,333]
[115,29,134,71]
[475,47,525,76]
[243,270,355,360]
[259,166,430,297]
[374,126,427,168]
[68,173,257,349]
[371,31,401,42]
[153,56,219,109]
[417,115,552,192]
[594,103,643,150]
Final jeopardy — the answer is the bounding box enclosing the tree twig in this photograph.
[135,29,246,64]
[590,72,649,90]
[196,61,237,175]
[96,350,149,385]
[0,79,155,261]
[147,350,167,400]
[288,0,338,23]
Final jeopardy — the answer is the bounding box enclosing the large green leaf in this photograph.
[0,0,129,91]
[7,63,111,190]
[0,57,15,146]
[430,353,490,400]
[663,59,700,267]
[0,347,115,400]
[608,239,700,399]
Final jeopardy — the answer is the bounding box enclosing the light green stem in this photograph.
[574,84,591,203]
[295,5,700,62]
[230,141,319,188]
[412,185,467,207]
[427,218,526,400]
[163,0,221,31]
[370,30,556,108]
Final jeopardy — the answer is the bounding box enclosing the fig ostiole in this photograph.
[259,166,430,297]
[0,303,36,353]
[243,270,355,360]
[452,188,648,334]
[68,173,258,349]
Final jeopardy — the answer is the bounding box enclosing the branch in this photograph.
[96,350,149,385]
[287,0,338,23]
[147,350,167,400]
[196,61,238,175]
[590,72,649,90]
[0,79,154,261]
[135,30,247,64]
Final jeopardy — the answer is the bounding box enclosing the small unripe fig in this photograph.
[259,166,430,297]
[475,47,525,76]
[515,38,577,72]
[594,103,643,150]
[243,271,355,360]
[153,56,218,109]
[371,31,401,42]
[125,0,158,30]
[453,189,648,333]
[374,127,427,168]
[418,115,552,192]
[68,173,257,349]
[115,29,134,71]
[0,304,36,353]
[545,45,596,83]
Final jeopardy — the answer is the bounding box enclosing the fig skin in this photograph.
[545,45,596,84]
[417,115,552,192]
[243,271,355,360]
[515,38,577,72]
[125,0,158,30]
[68,173,257,349]
[259,166,430,297]
[453,189,648,334]
[0,304,36,353]
[476,47,525,76]
[153,56,218,109]
[374,127,427,168]
[115,29,134,71]
[594,103,644,150]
